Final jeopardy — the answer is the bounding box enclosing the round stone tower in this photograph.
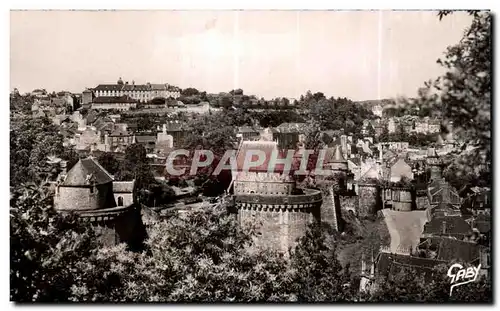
[233,140,322,253]
[54,157,145,249]
[391,187,413,211]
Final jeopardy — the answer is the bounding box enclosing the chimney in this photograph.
[442,221,447,234]
[163,123,167,134]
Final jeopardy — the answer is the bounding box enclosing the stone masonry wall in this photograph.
[358,185,379,217]
[238,205,318,253]
[56,187,97,210]
[320,187,339,230]
[393,189,412,211]
[93,222,117,247]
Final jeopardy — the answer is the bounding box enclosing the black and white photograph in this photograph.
[9,6,492,303]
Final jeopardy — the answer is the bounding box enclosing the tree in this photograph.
[229,88,244,96]
[97,152,121,175]
[116,144,155,203]
[312,92,325,102]
[75,204,293,302]
[10,93,34,114]
[288,223,354,302]
[220,95,233,109]
[181,87,200,97]
[309,97,374,131]
[406,11,491,185]
[10,181,98,302]
[10,115,66,186]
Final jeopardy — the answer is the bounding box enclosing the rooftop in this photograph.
[94,83,180,92]
[236,140,287,173]
[423,216,473,237]
[390,158,413,180]
[135,135,157,143]
[113,181,135,193]
[62,157,114,186]
[376,251,447,279]
[324,145,346,163]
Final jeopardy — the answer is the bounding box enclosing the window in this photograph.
[118,196,124,206]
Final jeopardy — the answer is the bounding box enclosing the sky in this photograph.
[10,10,472,101]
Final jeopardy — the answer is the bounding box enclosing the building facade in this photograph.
[92,95,138,111]
[92,78,181,103]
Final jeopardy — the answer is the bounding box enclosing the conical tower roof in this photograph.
[332,145,346,162]
[62,157,114,186]
[324,145,347,163]
[436,134,445,145]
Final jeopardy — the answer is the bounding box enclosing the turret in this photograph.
[329,145,348,174]
[426,147,443,181]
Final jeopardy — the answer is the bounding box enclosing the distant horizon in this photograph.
[10,10,473,101]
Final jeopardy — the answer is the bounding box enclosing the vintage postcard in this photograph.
[10,9,492,303]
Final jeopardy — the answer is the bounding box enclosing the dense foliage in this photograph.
[10,182,98,302]
[405,11,491,185]
[11,186,491,302]
[10,115,77,186]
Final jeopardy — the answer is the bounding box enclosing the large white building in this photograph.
[91,78,181,103]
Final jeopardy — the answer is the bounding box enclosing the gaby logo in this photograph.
[447,263,481,296]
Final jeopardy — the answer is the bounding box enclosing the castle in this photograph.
[232,137,323,253]
[53,157,146,249]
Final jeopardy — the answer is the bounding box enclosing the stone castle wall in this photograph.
[238,206,314,253]
[234,172,295,196]
[392,189,412,211]
[82,205,146,251]
[416,195,430,210]
[320,187,340,230]
[93,222,118,246]
[234,181,294,195]
[114,192,134,207]
[358,184,380,217]
[235,189,322,253]
[340,195,358,215]
[55,183,115,211]
[55,186,98,210]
